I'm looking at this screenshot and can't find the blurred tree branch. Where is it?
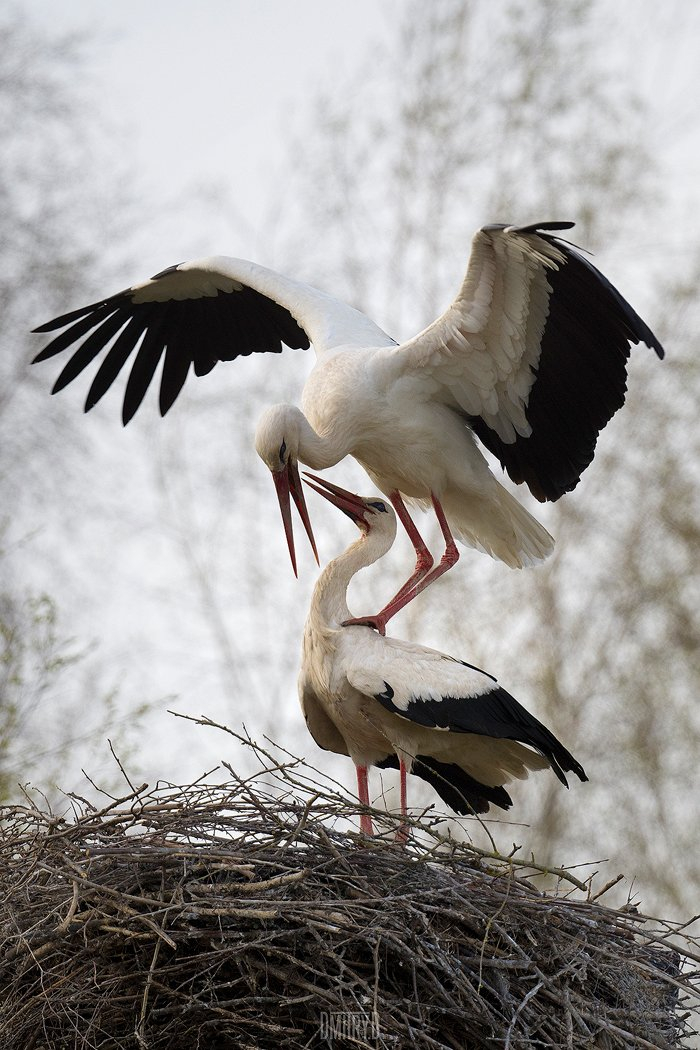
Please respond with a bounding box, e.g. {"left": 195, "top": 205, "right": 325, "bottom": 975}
{"left": 0, "top": 10, "right": 147, "bottom": 803}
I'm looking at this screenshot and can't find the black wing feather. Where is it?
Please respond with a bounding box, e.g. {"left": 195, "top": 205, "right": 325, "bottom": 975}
{"left": 32, "top": 298, "right": 117, "bottom": 336}
{"left": 160, "top": 334, "right": 193, "bottom": 417}
{"left": 122, "top": 317, "right": 168, "bottom": 425}
{"left": 51, "top": 310, "right": 130, "bottom": 393}
{"left": 85, "top": 316, "right": 148, "bottom": 412}
{"left": 471, "top": 227, "right": 664, "bottom": 502}
{"left": 191, "top": 295, "right": 231, "bottom": 377}
{"left": 33, "top": 274, "right": 311, "bottom": 422}
{"left": 33, "top": 302, "right": 121, "bottom": 362}
{"left": 375, "top": 684, "right": 587, "bottom": 787}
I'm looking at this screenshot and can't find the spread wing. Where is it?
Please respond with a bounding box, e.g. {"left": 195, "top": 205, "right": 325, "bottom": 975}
{"left": 391, "top": 221, "right": 664, "bottom": 501}
{"left": 32, "top": 257, "right": 394, "bottom": 424}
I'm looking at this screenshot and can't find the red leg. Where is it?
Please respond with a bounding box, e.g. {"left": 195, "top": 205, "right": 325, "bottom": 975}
{"left": 407, "top": 493, "right": 460, "bottom": 597}
{"left": 356, "top": 764, "right": 373, "bottom": 836}
{"left": 387, "top": 491, "right": 434, "bottom": 594}
{"left": 395, "top": 756, "right": 409, "bottom": 844}
{"left": 344, "top": 492, "right": 459, "bottom": 633}
{"left": 342, "top": 491, "right": 434, "bottom": 635}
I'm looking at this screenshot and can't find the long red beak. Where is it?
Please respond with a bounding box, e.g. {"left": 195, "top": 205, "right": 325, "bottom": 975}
{"left": 302, "top": 472, "right": 369, "bottom": 525}
{"left": 272, "top": 458, "right": 319, "bottom": 577}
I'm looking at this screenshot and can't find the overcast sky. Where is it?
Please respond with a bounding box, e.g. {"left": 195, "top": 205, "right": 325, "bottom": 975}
{"left": 26, "top": 2, "right": 393, "bottom": 263}
{"left": 19, "top": 0, "right": 700, "bottom": 307}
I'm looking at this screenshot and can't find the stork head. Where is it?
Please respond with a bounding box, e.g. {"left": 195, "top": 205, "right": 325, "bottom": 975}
{"left": 254, "top": 404, "right": 318, "bottom": 577}
{"left": 303, "top": 473, "right": 397, "bottom": 544}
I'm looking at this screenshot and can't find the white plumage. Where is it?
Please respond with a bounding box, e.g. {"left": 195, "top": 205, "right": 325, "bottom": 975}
{"left": 299, "top": 473, "right": 587, "bottom": 836}
{"left": 34, "top": 221, "right": 663, "bottom": 626}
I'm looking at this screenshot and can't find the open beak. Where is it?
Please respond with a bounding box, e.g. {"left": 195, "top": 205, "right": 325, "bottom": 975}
{"left": 272, "top": 458, "right": 319, "bottom": 577}
{"left": 303, "top": 472, "right": 369, "bottom": 526}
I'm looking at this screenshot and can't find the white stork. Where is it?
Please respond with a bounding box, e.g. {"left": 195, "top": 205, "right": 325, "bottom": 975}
{"left": 299, "top": 472, "right": 587, "bottom": 836}
{"left": 33, "top": 222, "right": 663, "bottom": 627}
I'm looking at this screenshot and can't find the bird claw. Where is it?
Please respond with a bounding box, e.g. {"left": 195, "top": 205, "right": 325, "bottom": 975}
{"left": 341, "top": 615, "right": 387, "bottom": 636}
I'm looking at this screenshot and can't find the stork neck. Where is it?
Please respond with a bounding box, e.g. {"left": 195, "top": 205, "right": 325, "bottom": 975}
{"left": 312, "top": 525, "right": 394, "bottom": 628}
{"left": 295, "top": 410, "right": 348, "bottom": 472}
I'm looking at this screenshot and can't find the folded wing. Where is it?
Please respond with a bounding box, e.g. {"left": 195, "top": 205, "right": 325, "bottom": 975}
{"left": 343, "top": 634, "right": 587, "bottom": 788}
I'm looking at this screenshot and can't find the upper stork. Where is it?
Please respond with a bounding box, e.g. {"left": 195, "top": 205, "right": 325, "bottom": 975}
{"left": 33, "top": 221, "right": 664, "bottom": 629}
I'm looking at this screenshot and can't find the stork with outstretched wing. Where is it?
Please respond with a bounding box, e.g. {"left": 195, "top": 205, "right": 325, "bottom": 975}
{"left": 34, "top": 222, "right": 663, "bottom": 627}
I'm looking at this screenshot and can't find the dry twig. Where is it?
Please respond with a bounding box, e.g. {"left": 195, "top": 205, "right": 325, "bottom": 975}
{"left": 0, "top": 736, "right": 696, "bottom": 1048}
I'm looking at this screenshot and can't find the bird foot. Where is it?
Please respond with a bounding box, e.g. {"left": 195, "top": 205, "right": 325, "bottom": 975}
{"left": 341, "top": 616, "right": 386, "bottom": 636}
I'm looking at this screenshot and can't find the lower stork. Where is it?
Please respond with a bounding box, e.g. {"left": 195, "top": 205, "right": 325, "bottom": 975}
{"left": 299, "top": 473, "right": 587, "bottom": 835}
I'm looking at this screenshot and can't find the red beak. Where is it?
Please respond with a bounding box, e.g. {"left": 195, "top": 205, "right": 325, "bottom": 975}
{"left": 302, "top": 472, "right": 369, "bottom": 525}
{"left": 272, "top": 458, "right": 319, "bottom": 577}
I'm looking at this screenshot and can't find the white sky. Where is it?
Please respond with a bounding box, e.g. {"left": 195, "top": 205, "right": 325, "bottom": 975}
{"left": 27, "top": 2, "right": 393, "bottom": 262}
{"left": 23, "top": 1, "right": 700, "bottom": 292}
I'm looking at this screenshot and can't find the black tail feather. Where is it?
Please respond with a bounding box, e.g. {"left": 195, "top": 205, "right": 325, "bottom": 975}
{"left": 377, "top": 754, "right": 513, "bottom": 815}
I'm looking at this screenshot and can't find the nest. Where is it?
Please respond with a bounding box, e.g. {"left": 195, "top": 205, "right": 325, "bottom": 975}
{"left": 1, "top": 726, "right": 698, "bottom": 1049}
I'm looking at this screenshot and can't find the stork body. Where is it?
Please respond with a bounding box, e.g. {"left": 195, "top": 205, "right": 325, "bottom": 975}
{"left": 300, "top": 475, "right": 587, "bottom": 834}
{"left": 256, "top": 351, "right": 551, "bottom": 576}
{"left": 34, "top": 222, "right": 664, "bottom": 623}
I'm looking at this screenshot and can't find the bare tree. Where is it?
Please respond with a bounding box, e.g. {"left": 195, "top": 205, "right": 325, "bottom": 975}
{"left": 514, "top": 261, "right": 700, "bottom": 913}
{"left": 0, "top": 11, "right": 147, "bottom": 802}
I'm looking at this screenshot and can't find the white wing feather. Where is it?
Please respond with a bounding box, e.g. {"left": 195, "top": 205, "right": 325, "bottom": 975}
{"left": 387, "top": 225, "right": 568, "bottom": 443}
{"left": 131, "top": 256, "right": 396, "bottom": 355}
{"left": 338, "top": 630, "right": 497, "bottom": 712}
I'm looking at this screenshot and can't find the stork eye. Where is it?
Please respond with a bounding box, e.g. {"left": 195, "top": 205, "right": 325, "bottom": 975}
{"left": 368, "top": 500, "right": 387, "bottom": 513}
{"left": 279, "top": 439, "right": 287, "bottom": 463}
